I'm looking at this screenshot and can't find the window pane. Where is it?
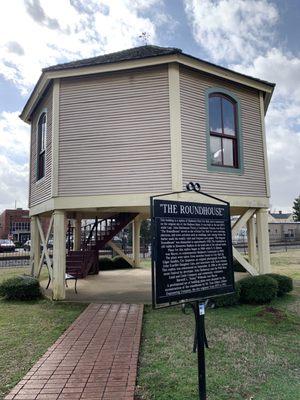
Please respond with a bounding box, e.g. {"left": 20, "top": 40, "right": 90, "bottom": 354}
{"left": 209, "top": 96, "right": 222, "bottom": 133}
{"left": 222, "top": 98, "right": 236, "bottom": 136}
{"left": 41, "top": 123, "right": 46, "bottom": 151}
{"left": 210, "top": 136, "right": 222, "bottom": 165}
{"left": 38, "top": 113, "right": 46, "bottom": 152}
{"left": 223, "top": 138, "right": 234, "bottom": 166}
{"left": 38, "top": 152, "right": 45, "bottom": 180}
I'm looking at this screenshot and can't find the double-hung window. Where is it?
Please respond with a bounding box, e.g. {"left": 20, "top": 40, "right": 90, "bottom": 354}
{"left": 209, "top": 93, "right": 238, "bottom": 168}
{"left": 37, "top": 112, "right": 46, "bottom": 180}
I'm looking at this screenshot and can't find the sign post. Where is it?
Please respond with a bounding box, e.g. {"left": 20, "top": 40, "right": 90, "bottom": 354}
{"left": 151, "top": 182, "right": 234, "bottom": 400}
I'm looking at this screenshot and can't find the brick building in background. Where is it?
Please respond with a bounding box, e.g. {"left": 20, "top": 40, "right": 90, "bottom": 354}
{"left": 0, "top": 209, "right": 31, "bottom": 243}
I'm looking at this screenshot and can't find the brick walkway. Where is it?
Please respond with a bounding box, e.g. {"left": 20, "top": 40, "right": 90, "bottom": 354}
{"left": 5, "top": 304, "right": 143, "bottom": 400}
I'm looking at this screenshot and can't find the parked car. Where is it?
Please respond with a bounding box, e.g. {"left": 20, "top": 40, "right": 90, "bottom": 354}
{"left": 0, "top": 239, "right": 16, "bottom": 252}
{"left": 23, "top": 240, "right": 31, "bottom": 251}
{"left": 23, "top": 239, "right": 54, "bottom": 252}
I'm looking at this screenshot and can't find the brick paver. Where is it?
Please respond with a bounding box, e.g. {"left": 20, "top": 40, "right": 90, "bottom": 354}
{"left": 5, "top": 304, "right": 143, "bottom": 400}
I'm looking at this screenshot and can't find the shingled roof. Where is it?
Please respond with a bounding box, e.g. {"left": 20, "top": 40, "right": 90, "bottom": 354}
{"left": 20, "top": 44, "right": 276, "bottom": 123}
{"left": 42, "top": 44, "right": 275, "bottom": 89}
{"left": 43, "top": 45, "right": 182, "bottom": 72}
{"left": 270, "top": 213, "right": 292, "bottom": 220}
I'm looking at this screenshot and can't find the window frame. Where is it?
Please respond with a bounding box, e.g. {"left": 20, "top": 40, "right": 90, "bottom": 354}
{"left": 206, "top": 87, "right": 244, "bottom": 174}
{"left": 36, "top": 109, "right": 47, "bottom": 182}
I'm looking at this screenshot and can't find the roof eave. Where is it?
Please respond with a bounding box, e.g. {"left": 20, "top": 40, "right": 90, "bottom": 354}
{"left": 20, "top": 53, "right": 275, "bottom": 123}
{"left": 20, "top": 71, "right": 51, "bottom": 124}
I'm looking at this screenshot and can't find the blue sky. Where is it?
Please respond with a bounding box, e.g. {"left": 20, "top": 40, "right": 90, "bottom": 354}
{"left": 0, "top": 0, "right": 299, "bottom": 212}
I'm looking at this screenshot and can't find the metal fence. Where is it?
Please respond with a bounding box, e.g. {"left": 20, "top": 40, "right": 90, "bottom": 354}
{"left": 0, "top": 248, "right": 30, "bottom": 268}
{"left": 0, "top": 246, "right": 151, "bottom": 269}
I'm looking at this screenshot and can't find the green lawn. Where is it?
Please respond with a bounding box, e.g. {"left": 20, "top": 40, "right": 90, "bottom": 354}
{"left": 0, "top": 265, "right": 49, "bottom": 283}
{"left": 271, "top": 250, "right": 300, "bottom": 280}
{"left": 0, "top": 266, "right": 86, "bottom": 398}
{"left": 0, "top": 250, "right": 299, "bottom": 399}
{"left": 0, "top": 299, "right": 86, "bottom": 398}
{"left": 137, "top": 289, "right": 300, "bottom": 400}
{"left": 137, "top": 250, "right": 300, "bottom": 400}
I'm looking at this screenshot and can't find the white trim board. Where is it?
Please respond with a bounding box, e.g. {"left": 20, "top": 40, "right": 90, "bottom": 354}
{"left": 21, "top": 54, "right": 274, "bottom": 123}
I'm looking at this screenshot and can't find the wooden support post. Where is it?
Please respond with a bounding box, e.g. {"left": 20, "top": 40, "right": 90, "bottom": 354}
{"left": 52, "top": 210, "right": 66, "bottom": 300}
{"left": 74, "top": 215, "right": 81, "bottom": 251}
{"left": 247, "top": 216, "right": 257, "bottom": 269}
{"left": 107, "top": 240, "right": 134, "bottom": 267}
{"left": 231, "top": 208, "right": 256, "bottom": 237}
{"left": 256, "top": 208, "right": 271, "bottom": 274}
{"left": 30, "top": 216, "right": 40, "bottom": 277}
{"left": 133, "top": 216, "right": 141, "bottom": 268}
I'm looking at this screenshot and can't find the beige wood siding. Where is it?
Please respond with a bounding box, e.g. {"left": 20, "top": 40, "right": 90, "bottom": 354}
{"left": 180, "top": 66, "right": 267, "bottom": 197}
{"left": 29, "top": 87, "right": 53, "bottom": 207}
{"left": 58, "top": 66, "right": 172, "bottom": 196}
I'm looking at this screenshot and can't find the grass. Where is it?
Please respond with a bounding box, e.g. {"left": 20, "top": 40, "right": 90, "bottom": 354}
{"left": 0, "top": 267, "right": 86, "bottom": 398}
{"left": 0, "top": 265, "right": 49, "bottom": 283}
{"left": 137, "top": 294, "right": 300, "bottom": 400}
{"left": 0, "top": 250, "right": 298, "bottom": 399}
{"left": 141, "top": 259, "right": 151, "bottom": 268}
{"left": 137, "top": 250, "right": 300, "bottom": 400}
{"left": 271, "top": 250, "right": 300, "bottom": 280}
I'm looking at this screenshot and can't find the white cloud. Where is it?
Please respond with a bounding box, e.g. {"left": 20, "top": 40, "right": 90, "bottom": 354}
{"left": 0, "top": 111, "right": 30, "bottom": 210}
{"left": 184, "top": 0, "right": 300, "bottom": 210}
{"left": 0, "top": 111, "right": 30, "bottom": 156}
{"left": 230, "top": 50, "right": 300, "bottom": 211}
{"left": 184, "top": 0, "right": 278, "bottom": 64}
{"left": 0, "top": 0, "right": 163, "bottom": 212}
{"left": 231, "top": 48, "right": 300, "bottom": 99}
{"left": 0, "top": 0, "right": 160, "bottom": 95}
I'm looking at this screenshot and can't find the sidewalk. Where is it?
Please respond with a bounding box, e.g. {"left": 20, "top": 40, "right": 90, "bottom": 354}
{"left": 5, "top": 303, "right": 143, "bottom": 400}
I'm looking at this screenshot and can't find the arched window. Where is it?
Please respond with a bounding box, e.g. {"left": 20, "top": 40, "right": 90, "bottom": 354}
{"left": 37, "top": 111, "right": 47, "bottom": 180}
{"left": 209, "top": 93, "right": 238, "bottom": 168}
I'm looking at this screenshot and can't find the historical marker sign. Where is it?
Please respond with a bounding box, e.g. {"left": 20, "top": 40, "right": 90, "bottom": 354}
{"left": 152, "top": 199, "right": 234, "bottom": 307}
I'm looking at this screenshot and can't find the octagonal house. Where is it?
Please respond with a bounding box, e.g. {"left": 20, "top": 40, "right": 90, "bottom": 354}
{"left": 21, "top": 45, "right": 275, "bottom": 300}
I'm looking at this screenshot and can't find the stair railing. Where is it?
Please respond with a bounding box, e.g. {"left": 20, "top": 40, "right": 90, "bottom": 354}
{"left": 81, "top": 213, "right": 138, "bottom": 252}
{"left": 66, "top": 220, "right": 74, "bottom": 253}
{"left": 82, "top": 217, "right": 116, "bottom": 250}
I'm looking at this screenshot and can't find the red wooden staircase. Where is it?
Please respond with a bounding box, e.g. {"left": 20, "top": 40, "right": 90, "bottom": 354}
{"left": 66, "top": 213, "right": 137, "bottom": 278}
{"left": 66, "top": 250, "right": 98, "bottom": 278}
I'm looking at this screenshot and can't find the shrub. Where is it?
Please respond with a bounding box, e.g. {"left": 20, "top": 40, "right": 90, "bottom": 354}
{"left": 213, "top": 287, "right": 241, "bottom": 308}
{"left": 265, "top": 273, "right": 293, "bottom": 296}
{"left": 0, "top": 275, "right": 42, "bottom": 300}
{"left": 98, "top": 256, "right": 133, "bottom": 270}
{"left": 238, "top": 275, "right": 278, "bottom": 304}
{"left": 233, "top": 258, "right": 247, "bottom": 273}
{"left": 98, "top": 256, "right": 114, "bottom": 270}
{"left": 112, "top": 256, "right": 132, "bottom": 269}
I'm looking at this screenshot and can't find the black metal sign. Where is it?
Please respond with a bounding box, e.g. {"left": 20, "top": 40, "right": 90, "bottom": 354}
{"left": 151, "top": 188, "right": 234, "bottom": 308}
{"left": 150, "top": 183, "right": 235, "bottom": 400}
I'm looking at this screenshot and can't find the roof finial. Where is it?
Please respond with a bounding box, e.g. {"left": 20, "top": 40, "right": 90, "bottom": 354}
{"left": 139, "top": 32, "right": 150, "bottom": 45}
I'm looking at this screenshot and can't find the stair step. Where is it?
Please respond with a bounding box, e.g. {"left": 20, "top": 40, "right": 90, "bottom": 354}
{"left": 65, "top": 249, "right": 99, "bottom": 279}
{"left": 66, "top": 260, "right": 82, "bottom": 265}
{"left": 67, "top": 254, "right": 84, "bottom": 259}
{"left": 81, "top": 212, "right": 138, "bottom": 252}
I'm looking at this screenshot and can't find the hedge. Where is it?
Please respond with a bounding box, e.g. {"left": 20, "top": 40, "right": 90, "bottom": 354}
{"left": 265, "top": 273, "right": 293, "bottom": 296}
{"left": 238, "top": 275, "right": 278, "bottom": 304}
{"left": 112, "top": 256, "right": 132, "bottom": 269}
{"left": 213, "top": 287, "right": 240, "bottom": 308}
{"left": 0, "top": 275, "right": 42, "bottom": 300}
{"left": 233, "top": 258, "right": 247, "bottom": 273}
{"left": 99, "top": 256, "right": 132, "bottom": 270}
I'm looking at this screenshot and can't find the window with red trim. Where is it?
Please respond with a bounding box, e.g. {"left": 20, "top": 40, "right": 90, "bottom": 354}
{"left": 209, "top": 93, "right": 238, "bottom": 168}
{"left": 37, "top": 112, "right": 46, "bottom": 180}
